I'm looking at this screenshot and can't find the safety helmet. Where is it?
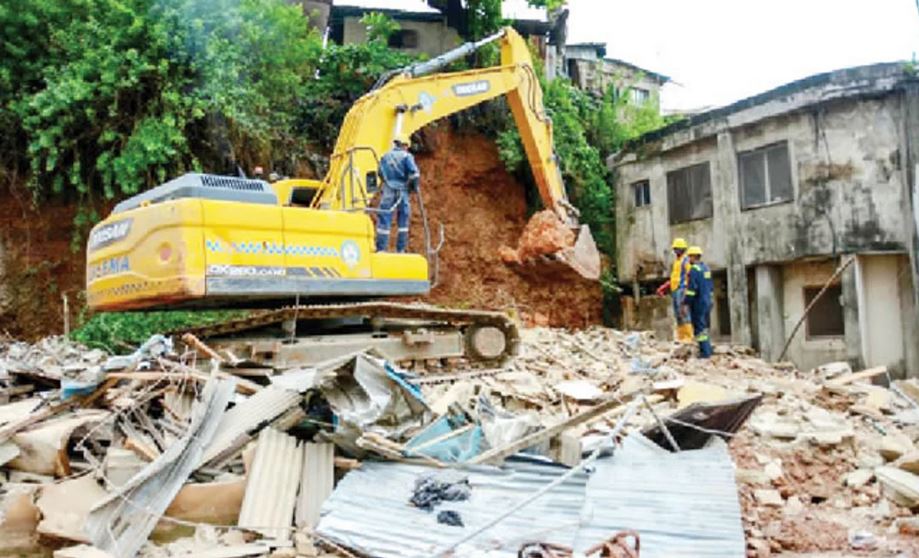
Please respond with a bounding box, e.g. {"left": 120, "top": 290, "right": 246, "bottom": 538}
{"left": 394, "top": 133, "right": 411, "bottom": 146}
{"left": 687, "top": 246, "right": 703, "bottom": 256}
{"left": 671, "top": 237, "right": 688, "bottom": 250}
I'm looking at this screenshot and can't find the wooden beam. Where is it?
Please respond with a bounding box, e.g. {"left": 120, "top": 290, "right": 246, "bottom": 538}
{"left": 469, "top": 394, "right": 661, "bottom": 465}
{"left": 826, "top": 366, "right": 888, "bottom": 387}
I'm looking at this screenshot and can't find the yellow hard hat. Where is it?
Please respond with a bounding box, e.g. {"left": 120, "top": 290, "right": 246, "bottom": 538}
{"left": 687, "top": 246, "right": 703, "bottom": 256}
{"left": 671, "top": 238, "right": 688, "bottom": 250}
{"left": 394, "top": 133, "right": 411, "bottom": 146}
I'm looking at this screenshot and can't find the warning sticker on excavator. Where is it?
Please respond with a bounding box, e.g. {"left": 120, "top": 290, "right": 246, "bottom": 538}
{"left": 452, "top": 80, "right": 490, "bottom": 97}
{"left": 340, "top": 240, "right": 361, "bottom": 268}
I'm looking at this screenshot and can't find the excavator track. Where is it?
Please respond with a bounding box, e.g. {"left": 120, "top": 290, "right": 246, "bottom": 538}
{"left": 176, "top": 302, "right": 520, "bottom": 370}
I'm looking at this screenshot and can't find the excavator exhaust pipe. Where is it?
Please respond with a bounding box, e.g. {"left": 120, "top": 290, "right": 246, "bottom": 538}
{"left": 499, "top": 210, "right": 601, "bottom": 281}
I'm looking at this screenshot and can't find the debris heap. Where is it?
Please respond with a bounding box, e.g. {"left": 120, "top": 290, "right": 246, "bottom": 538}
{"left": 1, "top": 327, "right": 918, "bottom": 557}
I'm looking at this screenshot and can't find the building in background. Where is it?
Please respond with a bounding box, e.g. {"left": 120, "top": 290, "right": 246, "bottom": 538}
{"left": 328, "top": 1, "right": 554, "bottom": 60}
{"left": 609, "top": 63, "right": 919, "bottom": 377}
{"left": 563, "top": 42, "right": 669, "bottom": 111}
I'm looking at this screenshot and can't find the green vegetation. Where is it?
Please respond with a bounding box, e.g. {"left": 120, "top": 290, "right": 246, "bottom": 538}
{"left": 72, "top": 309, "right": 246, "bottom": 352}
{"left": 497, "top": 80, "right": 671, "bottom": 259}
{"left": 0, "top": 0, "right": 413, "bottom": 211}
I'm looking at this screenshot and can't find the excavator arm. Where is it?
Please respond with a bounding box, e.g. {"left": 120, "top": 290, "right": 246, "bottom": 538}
{"left": 315, "top": 28, "right": 576, "bottom": 226}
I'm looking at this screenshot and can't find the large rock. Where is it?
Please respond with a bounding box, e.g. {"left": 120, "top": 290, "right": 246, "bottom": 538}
{"left": 879, "top": 432, "right": 915, "bottom": 462}
{"left": 875, "top": 466, "right": 919, "bottom": 508}
{"left": 893, "top": 451, "right": 919, "bottom": 475}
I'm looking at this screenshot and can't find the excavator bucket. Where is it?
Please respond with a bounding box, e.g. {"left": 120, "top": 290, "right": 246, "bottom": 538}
{"left": 558, "top": 224, "right": 601, "bottom": 280}
{"left": 499, "top": 210, "right": 601, "bottom": 281}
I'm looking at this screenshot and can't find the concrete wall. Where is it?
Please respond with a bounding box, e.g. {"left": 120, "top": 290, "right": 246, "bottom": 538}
{"left": 615, "top": 96, "right": 909, "bottom": 282}
{"left": 780, "top": 259, "right": 848, "bottom": 370}
{"left": 611, "top": 68, "right": 919, "bottom": 374}
{"left": 567, "top": 58, "right": 663, "bottom": 108}
{"left": 342, "top": 16, "right": 461, "bottom": 57}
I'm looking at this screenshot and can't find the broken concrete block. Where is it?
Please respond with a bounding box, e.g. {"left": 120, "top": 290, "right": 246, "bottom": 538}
{"left": 10, "top": 410, "right": 110, "bottom": 476}
{"left": 754, "top": 488, "right": 784, "bottom": 507}
{"left": 676, "top": 381, "right": 730, "bottom": 408}
{"left": 764, "top": 460, "right": 783, "bottom": 481}
{"left": 844, "top": 469, "right": 874, "bottom": 488}
{"left": 783, "top": 495, "right": 805, "bottom": 516}
{"left": 734, "top": 468, "right": 769, "bottom": 486}
{"left": 875, "top": 466, "right": 919, "bottom": 508}
{"left": 749, "top": 412, "right": 799, "bottom": 439}
{"left": 800, "top": 428, "right": 854, "bottom": 446}
{"left": 37, "top": 475, "right": 109, "bottom": 543}
{"left": 554, "top": 380, "right": 603, "bottom": 401}
{"left": 430, "top": 381, "right": 476, "bottom": 416}
{"left": 863, "top": 386, "right": 893, "bottom": 412}
{"left": 879, "top": 432, "right": 915, "bottom": 462}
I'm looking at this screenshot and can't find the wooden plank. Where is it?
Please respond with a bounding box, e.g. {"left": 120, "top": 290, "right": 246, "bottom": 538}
{"left": 826, "top": 366, "right": 888, "bottom": 387}
{"left": 469, "top": 395, "right": 642, "bottom": 465}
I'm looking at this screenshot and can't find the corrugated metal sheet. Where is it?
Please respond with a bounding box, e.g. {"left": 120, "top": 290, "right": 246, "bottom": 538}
{"left": 316, "top": 458, "right": 587, "bottom": 558}
{"left": 296, "top": 442, "right": 334, "bottom": 529}
{"left": 201, "top": 386, "right": 301, "bottom": 465}
{"left": 238, "top": 428, "right": 303, "bottom": 544}
{"left": 573, "top": 436, "right": 745, "bottom": 557}
{"left": 316, "top": 436, "right": 745, "bottom": 558}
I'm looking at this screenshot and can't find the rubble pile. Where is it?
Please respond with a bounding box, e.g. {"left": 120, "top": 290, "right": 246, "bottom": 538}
{"left": 1, "top": 327, "right": 919, "bottom": 557}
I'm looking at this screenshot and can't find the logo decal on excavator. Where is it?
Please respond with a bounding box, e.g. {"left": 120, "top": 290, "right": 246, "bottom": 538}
{"left": 340, "top": 240, "right": 361, "bottom": 268}
{"left": 452, "top": 80, "right": 490, "bottom": 97}
{"left": 418, "top": 92, "right": 435, "bottom": 113}
{"left": 88, "top": 218, "right": 132, "bottom": 252}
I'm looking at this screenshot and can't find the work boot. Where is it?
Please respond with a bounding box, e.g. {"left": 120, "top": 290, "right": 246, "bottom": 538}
{"left": 676, "top": 323, "right": 694, "bottom": 343}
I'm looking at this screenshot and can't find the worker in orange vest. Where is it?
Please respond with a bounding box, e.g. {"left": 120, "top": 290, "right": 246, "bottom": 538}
{"left": 656, "top": 237, "right": 694, "bottom": 342}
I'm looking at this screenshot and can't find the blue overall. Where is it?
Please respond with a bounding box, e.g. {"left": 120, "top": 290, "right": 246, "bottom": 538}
{"left": 684, "top": 261, "right": 714, "bottom": 358}
{"left": 376, "top": 147, "right": 420, "bottom": 253}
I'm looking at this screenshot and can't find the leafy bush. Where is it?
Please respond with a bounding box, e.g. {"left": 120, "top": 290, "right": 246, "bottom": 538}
{"left": 2, "top": 0, "right": 321, "bottom": 207}
{"left": 72, "top": 310, "right": 246, "bottom": 353}
{"left": 498, "top": 79, "right": 671, "bottom": 260}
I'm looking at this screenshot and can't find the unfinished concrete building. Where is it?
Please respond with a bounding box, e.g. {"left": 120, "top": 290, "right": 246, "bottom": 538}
{"left": 329, "top": 1, "right": 552, "bottom": 59}
{"left": 564, "top": 43, "right": 669, "bottom": 109}
{"left": 610, "top": 63, "right": 919, "bottom": 377}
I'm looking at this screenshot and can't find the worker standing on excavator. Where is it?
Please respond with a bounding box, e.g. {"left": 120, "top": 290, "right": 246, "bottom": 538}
{"left": 656, "top": 237, "right": 694, "bottom": 342}
{"left": 683, "top": 246, "right": 714, "bottom": 358}
{"left": 375, "top": 134, "right": 420, "bottom": 253}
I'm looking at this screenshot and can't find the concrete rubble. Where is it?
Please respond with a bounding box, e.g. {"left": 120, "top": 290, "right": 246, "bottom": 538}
{"left": 0, "top": 331, "right": 918, "bottom": 557}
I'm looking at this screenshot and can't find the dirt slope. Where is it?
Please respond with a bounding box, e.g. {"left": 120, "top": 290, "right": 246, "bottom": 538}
{"left": 408, "top": 126, "right": 602, "bottom": 327}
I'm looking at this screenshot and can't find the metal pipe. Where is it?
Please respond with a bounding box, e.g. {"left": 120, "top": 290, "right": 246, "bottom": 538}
{"left": 405, "top": 29, "right": 506, "bottom": 78}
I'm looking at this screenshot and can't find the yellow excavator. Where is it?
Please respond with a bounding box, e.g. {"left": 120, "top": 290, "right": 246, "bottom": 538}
{"left": 85, "top": 27, "right": 600, "bottom": 366}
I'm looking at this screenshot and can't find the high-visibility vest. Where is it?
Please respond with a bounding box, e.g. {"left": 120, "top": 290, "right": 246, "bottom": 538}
{"left": 670, "top": 254, "right": 690, "bottom": 292}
